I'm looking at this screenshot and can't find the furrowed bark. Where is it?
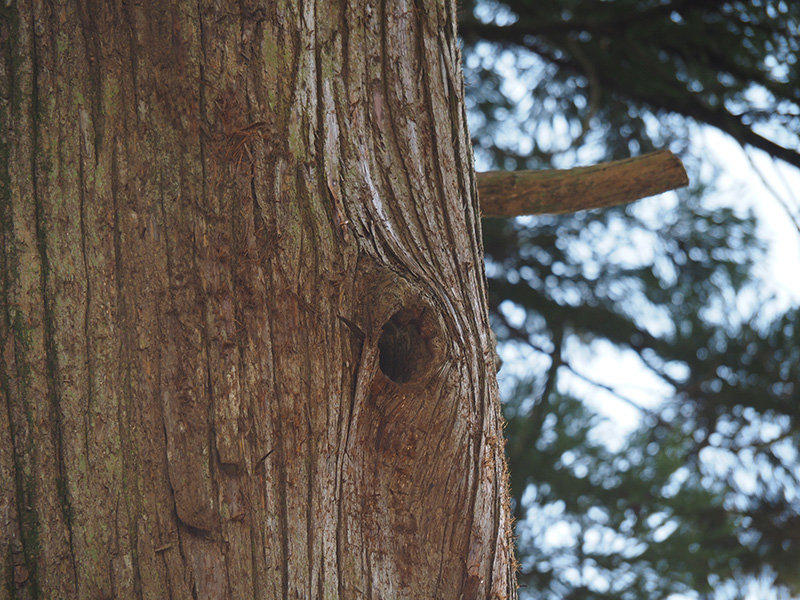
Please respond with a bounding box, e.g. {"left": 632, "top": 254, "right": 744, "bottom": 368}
{"left": 0, "top": 1, "right": 517, "bottom": 598}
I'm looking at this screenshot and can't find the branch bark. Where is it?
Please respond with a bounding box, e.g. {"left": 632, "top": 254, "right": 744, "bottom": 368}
{"left": 477, "top": 150, "right": 689, "bottom": 217}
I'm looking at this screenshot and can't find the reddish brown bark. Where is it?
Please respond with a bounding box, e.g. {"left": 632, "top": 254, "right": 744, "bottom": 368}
{"left": 0, "top": 1, "right": 516, "bottom": 598}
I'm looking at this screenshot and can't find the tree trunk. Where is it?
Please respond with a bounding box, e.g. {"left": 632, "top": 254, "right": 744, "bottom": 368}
{"left": 0, "top": 1, "right": 516, "bottom": 598}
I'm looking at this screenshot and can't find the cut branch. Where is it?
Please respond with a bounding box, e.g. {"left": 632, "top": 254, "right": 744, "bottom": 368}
{"left": 477, "top": 149, "right": 689, "bottom": 217}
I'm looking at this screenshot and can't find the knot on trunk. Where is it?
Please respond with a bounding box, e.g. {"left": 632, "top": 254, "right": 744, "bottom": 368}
{"left": 379, "top": 309, "right": 429, "bottom": 384}
{"left": 377, "top": 302, "right": 444, "bottom": 385}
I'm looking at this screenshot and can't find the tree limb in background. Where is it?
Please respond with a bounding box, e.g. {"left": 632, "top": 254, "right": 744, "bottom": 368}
{"left": 477, "top": 149, "right": 688, "bottom": 217}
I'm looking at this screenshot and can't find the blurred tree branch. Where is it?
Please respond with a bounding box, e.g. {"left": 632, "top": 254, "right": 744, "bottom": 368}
{"left": 478, "top": 150, "right": 688, "bottom": 217}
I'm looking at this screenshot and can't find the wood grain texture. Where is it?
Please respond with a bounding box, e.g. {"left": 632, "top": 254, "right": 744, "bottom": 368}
{"left": 0, "top": 0, "right": 517, "bottom": 598}
{"left": 478, "top": 150, "right": 689, "bottom": 217}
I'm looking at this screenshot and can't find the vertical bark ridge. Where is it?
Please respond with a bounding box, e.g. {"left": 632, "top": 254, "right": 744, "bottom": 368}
{"left": 31, "top": 0, "right": 85, "bottom": 594}
{"left": 3, "top": 3, "right": 38, "bottom": 595}
{"left": 0, "top": 6, "right": 16, "bottom": 593}
{"left": 0, "top": 6, "right": 40, "bottom": 596}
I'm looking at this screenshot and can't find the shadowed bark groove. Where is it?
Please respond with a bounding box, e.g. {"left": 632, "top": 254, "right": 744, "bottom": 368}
{"left": 0, "top": 0, "right": 517, "bottom": 598}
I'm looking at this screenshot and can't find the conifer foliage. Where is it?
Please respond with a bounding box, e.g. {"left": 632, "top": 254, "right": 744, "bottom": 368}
{"left": 460, "top": 1, "right": 800, "bottom": 597}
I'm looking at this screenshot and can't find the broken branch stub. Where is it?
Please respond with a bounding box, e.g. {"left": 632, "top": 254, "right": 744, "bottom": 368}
{"left": 477, "top": 149, "right": 689, "bottom": 218}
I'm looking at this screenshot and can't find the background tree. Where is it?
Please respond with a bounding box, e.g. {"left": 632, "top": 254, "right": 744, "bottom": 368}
{"left": 0, "top": 1, "right": 517, "bottom": 598}
{"left": 459, "top": 1, "right": 800, "bottom": 598}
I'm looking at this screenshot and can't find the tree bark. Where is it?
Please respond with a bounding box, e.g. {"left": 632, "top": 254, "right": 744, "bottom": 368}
{"left": 0, "top": 1, "right": 516, "bottom": 599}
{"left": 477, "top": 150, "right": 689, "bottom": 217}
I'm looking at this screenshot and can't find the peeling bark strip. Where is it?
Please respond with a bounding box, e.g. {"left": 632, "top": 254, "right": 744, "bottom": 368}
{"left": 1, "top": 1, "right": 516, "bottom": 599}
{"left": 478, "top": 149, "right": 689, "bottom": 217}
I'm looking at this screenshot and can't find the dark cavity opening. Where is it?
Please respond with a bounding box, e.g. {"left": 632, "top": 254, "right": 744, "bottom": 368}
{"left": 377, "top": 308, "right": 435, "bottom": 384}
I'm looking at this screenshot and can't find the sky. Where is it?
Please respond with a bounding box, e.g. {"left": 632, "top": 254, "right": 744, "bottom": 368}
{"left": 702, "top": 128, "right": 800, "bottom": 308}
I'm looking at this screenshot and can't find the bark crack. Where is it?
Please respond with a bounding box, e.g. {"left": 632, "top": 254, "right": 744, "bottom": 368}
{"left": 78, "top": 107, "right": 94, "bottom": 469}
{"left": 121, "top": 0, "right": 142, "bottom": 126}
{"left": 30, "top": 5, "right": 80, "bottom": 592}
